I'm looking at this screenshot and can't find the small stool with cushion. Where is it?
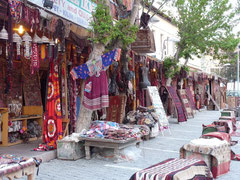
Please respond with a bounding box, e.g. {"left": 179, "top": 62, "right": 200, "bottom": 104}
{"left": 130, "top": 158, "right": 213, "bottom": 180}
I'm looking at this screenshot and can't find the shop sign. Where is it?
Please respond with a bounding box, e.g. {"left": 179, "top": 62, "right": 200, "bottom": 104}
{"left": 28, "top": 0, "right": 96, "bottom": 29}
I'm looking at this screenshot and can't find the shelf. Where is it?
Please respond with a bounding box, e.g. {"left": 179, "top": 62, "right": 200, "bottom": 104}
{"left": 10, "top": 116, "right": 42, "bottom": 121}
{"left": 1, "top": 137, "right": 42, "bottom": 147}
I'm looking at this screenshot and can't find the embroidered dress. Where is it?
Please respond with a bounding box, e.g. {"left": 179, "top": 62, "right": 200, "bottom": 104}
{"left": 42, "top": 62, "right": 63, "bottom": 149}
{"left": 70, "top": 49, "right": 121, "bottom": 111}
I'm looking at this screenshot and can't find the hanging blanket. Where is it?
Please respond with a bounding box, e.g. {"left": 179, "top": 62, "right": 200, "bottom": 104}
{"left": 185, "top": 87, "right": 196, "bottom": 110}
{"left": 130, "top": 158, "right": 213, "bottom": 180}
{"left": 42, "top": 62, "right": 63, "bottom": 149}
{"left": 166, "top": 86, "right": 187, "bottom": 122}
{"left": 178, "top": 89, "right": 194, "bottom": 118}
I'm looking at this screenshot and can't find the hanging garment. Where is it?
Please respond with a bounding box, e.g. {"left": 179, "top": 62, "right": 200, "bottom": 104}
{"left": 42, "top": 62, "right": 62, "bottom": 149}
{"left": 70, "top": 48, "right": 121, "bottom": 80}
{"left": 83, "top": 71, "right": 109, "bottom": 110}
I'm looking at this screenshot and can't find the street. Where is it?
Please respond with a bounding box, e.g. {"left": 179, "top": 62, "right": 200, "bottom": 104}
{"left": 21, "top": 110, "right": 240, "bottom": 180}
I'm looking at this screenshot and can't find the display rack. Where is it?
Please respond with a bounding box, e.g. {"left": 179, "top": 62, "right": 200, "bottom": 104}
{"left": 0, "top": 106, "right": 43, "bottom": 147}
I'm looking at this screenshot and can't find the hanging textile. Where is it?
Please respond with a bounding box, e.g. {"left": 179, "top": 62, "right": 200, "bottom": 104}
{"left": 31, "top": 43, "right": 39, "bottom": 74}
{"left": 83, "top": 71, "right": 109, "bottom": 110}
{"left": 178, "top": 89, "right": 194, "bottom": 119}
{"left": 69, "top": 77, "right": 77, "bottom": 133}
{"left": 43, "top": 62, "right": 62, "bottom": 149}
{"left": 106, "top": 95, "right": 127, "bottom": 123}
{"left": 8, "top": 0, "right": 22, "bottom": 22}
{"left": 70, "top": 48, "right": 121, "bottom": 80}
{"left": 167, "top": 86, "right": 187, "bottom": 122}
{"left": 70, "top": 49, "right": 121, "bottom": 111}
{"left": 185, "top": 87, "right": 196, "bottom": 110}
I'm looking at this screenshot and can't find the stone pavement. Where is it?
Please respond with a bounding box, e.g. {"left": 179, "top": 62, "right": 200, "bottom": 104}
{"left": 20, "top": 110, "right": 240, "bottom": 180}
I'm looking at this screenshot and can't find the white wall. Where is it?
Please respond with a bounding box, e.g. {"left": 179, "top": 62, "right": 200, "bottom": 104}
{"left": 139, "top": 8, "right": 178, "bottom": 61}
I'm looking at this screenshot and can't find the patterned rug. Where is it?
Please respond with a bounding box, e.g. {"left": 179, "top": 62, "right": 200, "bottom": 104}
{"left": 178, "top": 89, "right": 194, "bottom": 118}
{"left": 185, "top": 87, "right": 196, "bottom": 110}
{"left": 167, "top": 86, "right": 187, "bottom": 122}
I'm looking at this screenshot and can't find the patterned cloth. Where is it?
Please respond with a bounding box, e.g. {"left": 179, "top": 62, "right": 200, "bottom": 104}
{"left": 70, "top": 49, "right": 121, "bottom": 80}
{"left": 42, "top": 62, "right": 63, "bottom": 149}
{"left": 8, "top": 0, "right": 22, "bottom": 21}
{"left": 167, "top": 86, "right": 187, "bottom": 122}
{"left": 83, "top": 71, "right": 109, "bottom": 110}
{"left": 130, "top": 158, "right": 213, "bottom": 180}
{"left": 185, "top": 88, "right": 196, "bottom": 111}
{"left": 0, "top": 155, "right": 41, "bottom": 177}
{"left": 178, "top": 89, "right": 194, "bottom": 118}
{"left": 180, "top": 138, "right": 231, "bottom": 178}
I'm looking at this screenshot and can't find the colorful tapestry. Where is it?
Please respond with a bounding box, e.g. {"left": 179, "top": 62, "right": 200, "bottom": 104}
{"left": 178, "top": 89, "right": 194, "bottom": 119}
{"left": 23, "top": 59, "right": 42, "bottom": 106}
{"left": 106, "top": 95, "right": 127, "bottom": 123}
{"left": 185, "top": 87, "right": 196, "bottom": 110}
{"left": 130, "top": 158, "right": 213, "bottom": 180}
{"left": 43, "top": 62, "right": 62, "bottom": 149}
{"left": 70, "top": 48, "right": 121, "bottom": 80}
{"left": 166, "top": 86, "right": 187, "bottom": 122}
{"left": 180, "top": 138, "right": 231, "bottom": 178}
{"left": 147, "top": 86, "right": 169, "bottom": 129}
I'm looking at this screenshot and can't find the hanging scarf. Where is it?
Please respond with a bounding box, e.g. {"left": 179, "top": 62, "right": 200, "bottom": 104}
{"left": 41, "top": 44, "right": 46, "bottom": 60}
{"left": 43, "top": 62, "right": 63, "bottom": 149}
{"left": 31, "top": 43, "right": 39, "bottom": 74}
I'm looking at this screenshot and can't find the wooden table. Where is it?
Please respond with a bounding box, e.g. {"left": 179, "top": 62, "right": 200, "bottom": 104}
{"left": 80, "top": 137, "right": 140, "bottom": 161}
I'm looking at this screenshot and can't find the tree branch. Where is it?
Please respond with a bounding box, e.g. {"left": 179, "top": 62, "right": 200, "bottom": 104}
{"left": 150, "top": 0, "right": 169, "bottom": 19}
{"left": 147, "top": 0, "right": 155, "bottom": 14}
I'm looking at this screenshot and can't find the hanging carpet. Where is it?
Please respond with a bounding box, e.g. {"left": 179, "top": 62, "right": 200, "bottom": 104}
{"left": 166, "top": 86, "right": 187, "bottom": 122}
{"left": 178, "top": 89, "right": 194, "bottom": 119}
{"left": 185, "top": 87, "right": 196, "bottom": 111}
{"left": 36, "top": 62, "right": 62, "bottom": 150}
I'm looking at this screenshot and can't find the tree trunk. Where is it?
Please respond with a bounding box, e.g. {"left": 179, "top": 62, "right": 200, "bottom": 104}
{"left": 76, "top": 43, "right": 105, "bottom": 133}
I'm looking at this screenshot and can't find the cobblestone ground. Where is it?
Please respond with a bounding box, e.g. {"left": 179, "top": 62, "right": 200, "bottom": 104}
{"left": 20, "top": 110, "right": 240, "bottom": 180}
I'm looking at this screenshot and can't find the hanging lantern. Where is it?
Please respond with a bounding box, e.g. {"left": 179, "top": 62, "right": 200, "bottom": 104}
{"left": 22, "top": 32, "right": 32, "bottom": 59}
{"left": 13, "top": 32, "right": 22, "bottom": 59}
{"left": 41, "top": 35, "right": 50, "bottom": 44}
{"left": 0, "top": 26, "right": 8, "bottom": 40}
{"left": 49, "top": 39, "right": 55, "bottom": 46}
{"left": 0, "top": 26, "right": 9, "bottom": 58}
{"left": 33, "top": 33, "right": 42, "bottom": 44}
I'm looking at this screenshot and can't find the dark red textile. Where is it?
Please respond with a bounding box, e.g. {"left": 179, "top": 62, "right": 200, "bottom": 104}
{"left": 185, "top": 87, "right": 196, "bottom": 110}
{"left": 167, "top": 86, "right": 187, "bottom": 122}
{"left": 202, "top": 132, "right": 230, "bottom": 143}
